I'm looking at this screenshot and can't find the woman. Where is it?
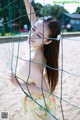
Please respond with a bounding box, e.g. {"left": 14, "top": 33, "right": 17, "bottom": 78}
{"left": 9, "top": 0, "right": 60, "bottom": 120}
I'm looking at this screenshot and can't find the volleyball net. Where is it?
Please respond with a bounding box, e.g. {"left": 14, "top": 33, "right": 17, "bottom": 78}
{"left": 0, "top": 0, "right": 80, "bottom": 120}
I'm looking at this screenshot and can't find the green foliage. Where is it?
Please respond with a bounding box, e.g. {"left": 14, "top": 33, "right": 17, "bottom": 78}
{"left": 0, "top": 4, "right": 2, "bottom": 17}
{"left": 75, "top": 7, "right": 80, "bottom": 14}
{"left": 40, "top": 4, "right": 68, "bottom": 19}
{"left": 0, "top": 0, "right": 69, "bottom": 32}
{"left": 40, "top": 4, "right": 51, "bottom": 17}
{"left": 32, "top": 2, "right": 43, "bottom": 17}
{"left": 1, "top": 0, "right": 30, "bottom": 32}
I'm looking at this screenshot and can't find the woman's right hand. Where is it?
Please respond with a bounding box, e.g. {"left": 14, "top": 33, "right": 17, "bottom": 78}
{"left": 9, "top": 72, "right": 19, "bottom": 87}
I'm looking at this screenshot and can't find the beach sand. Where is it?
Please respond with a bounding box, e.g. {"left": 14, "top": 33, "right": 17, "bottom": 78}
{"left": 0, "top": 37, "right": 80, "bottom": 120}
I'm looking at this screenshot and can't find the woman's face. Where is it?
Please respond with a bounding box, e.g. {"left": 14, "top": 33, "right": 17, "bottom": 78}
{"left": 27, "top": 20, "right": 51, "bottom": 48}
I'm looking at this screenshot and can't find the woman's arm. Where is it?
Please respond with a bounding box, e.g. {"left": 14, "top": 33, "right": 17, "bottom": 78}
{"left": 24, "top": 0, "right": 36, "bottom": 26}
{"left": 9, "top": 73, "right": 48, "bottom": 95}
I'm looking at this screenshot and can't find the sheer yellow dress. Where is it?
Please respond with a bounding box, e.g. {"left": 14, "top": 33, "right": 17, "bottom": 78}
{"left": 17, "top": 62, "right": 56, "bottom": 120}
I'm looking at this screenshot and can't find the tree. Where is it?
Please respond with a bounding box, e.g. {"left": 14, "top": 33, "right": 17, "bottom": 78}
{"left": 75, "top": 7, "right": 80, "bottom": 14}
{"left": 32, "top": 2, "right": 43, "bottom": 17}
{"left": 1, "top": 0, "right": 30, "bottom": 32}
{"left": 0, "top": 0, "right": 69, "bottom": 32}
{"left": 40, "top": 4, "right": 68, "bottom": 19}
{"left": 40, "top": 4, "right": 51, "bottom": 17}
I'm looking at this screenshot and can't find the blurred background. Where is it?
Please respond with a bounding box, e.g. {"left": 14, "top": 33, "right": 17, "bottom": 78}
{"left": 0, "top": 0, "right": 80, "bottom": 36}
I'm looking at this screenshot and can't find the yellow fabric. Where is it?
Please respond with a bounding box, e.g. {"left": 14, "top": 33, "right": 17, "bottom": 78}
{"left": 22, "top": 77, "right": 56, "bottom": 120}
{"left": 17, "top": 65, "right": 56, "bottom": 120}
{"left": 23, "top": 93, "right": 56, "bottom": 120}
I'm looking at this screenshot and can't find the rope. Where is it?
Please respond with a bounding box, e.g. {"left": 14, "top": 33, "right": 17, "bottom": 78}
{"left": 0, "top": 0, "right": 80, "bottom": 120}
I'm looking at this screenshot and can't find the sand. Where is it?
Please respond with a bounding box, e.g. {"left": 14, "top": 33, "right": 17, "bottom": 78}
{"left": 0, "top": 37, "right": 80, "bottom": 120}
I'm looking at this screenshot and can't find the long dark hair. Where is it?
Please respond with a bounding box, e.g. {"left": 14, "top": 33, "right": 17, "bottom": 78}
{"left": 40, "top": 16, "right": 61, "bottom": 93}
